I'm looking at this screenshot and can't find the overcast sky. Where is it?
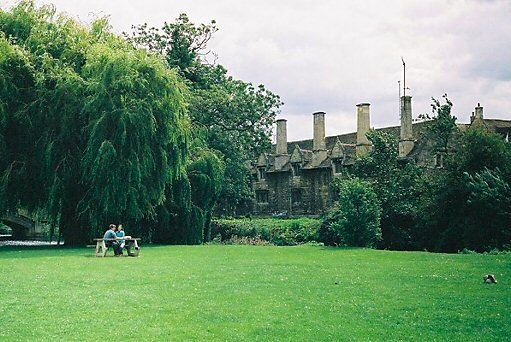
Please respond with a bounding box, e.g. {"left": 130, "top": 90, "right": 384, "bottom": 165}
{"left": 5, "top": 0, "right": 511, "bottom": 141}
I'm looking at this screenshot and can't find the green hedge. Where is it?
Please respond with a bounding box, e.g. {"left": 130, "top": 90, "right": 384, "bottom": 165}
{"left": 210, "top": 218, "right": 321, "bottom": 246}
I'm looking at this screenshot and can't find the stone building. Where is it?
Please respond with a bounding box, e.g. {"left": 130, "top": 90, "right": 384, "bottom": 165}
{"left": 252, "top": 96, "right": 511, "bottom": 216}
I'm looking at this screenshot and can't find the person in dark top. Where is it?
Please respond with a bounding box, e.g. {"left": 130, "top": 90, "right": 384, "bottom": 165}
{"left": 103, "top": 224, "right": 121, "bottom": 256}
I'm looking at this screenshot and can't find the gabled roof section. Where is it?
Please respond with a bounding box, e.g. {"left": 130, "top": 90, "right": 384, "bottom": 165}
{"left": 257, "top": 153, "right": 269, "bottom": 167}
{"left": 267, "top": 159, "right": 292, "bottom": 173}
{"left": 290, "top": 145, "right": 304, "bottom": 163}
{"left": 303, "top": 150, "right": 329, "bottom": 169}
{"left": 330, "top": 138, "right": 345, "bottom": 159}
{"left": 302, "top": 149, "right": 313, "bottom": 162}
{"left": 272, "top": 154, "right": 291, "bottom": 172}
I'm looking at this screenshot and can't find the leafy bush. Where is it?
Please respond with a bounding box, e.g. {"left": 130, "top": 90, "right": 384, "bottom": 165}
{"left": 210, "top": 218, "right": 321, "bottom": 246}
{"left": 319, "top": 178, "right": 382, "bottom": 248}
{"left": 220, "top": 236, "right": 273, "bottom": 246}
{"left": 484, "top": 248, "right": 511, "bottom": 255}
{"left": 459, "top": 248, "right": 477, "bottom": 254}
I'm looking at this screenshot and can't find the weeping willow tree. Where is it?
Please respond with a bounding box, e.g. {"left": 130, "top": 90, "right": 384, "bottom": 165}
{"left": 187, "top": 149, "right": 224, "bottom": 243}
{"left": 0, "top": 36, "right": 37, "bottom": 213}
{"left": 0, "top": 1, "right": 191, "bottom": 245}
{"left": 77, "top": 44, "right": 190, "bottom": 241}
{"left": 146, "top": 147, "right": 224, "bottom": 245}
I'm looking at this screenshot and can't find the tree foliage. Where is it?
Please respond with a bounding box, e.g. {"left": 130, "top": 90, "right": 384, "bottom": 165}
{"left": 418, "top": 124, "right": 511, "bottom": 252}
{"left": 320, "top": 177, "right": 381, "bottom": 248}
{"left": 0, "top": 1, "right": 191, "bottom": 245}
{"left": 465, "top": 168, "right": 511, "bottom": 250}
{"left": 126, "top": 13, "right": 218, "bottom": 82}
{"left": 353, "top": 130, "right": 423, "bottom": 250}
{"left": 419, "top": 94, "right": 459, "bottom": 154}
{"left": 188, "top": 148, "right": 225, "bottom": 242}
{"left": 126, "top": 14, "right": 282, "bottom": 217}
{"left": 339, "top": 97, "right": 511, "bottom": 253}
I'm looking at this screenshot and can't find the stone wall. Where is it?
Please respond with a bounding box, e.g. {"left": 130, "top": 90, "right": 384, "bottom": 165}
{"left": 254, "top": 168, "right": 333, "bottom": 216}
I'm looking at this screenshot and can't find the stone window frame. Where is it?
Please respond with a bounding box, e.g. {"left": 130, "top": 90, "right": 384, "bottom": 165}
{"left": 257, "top": 167, "right": 266, "bottom": 180}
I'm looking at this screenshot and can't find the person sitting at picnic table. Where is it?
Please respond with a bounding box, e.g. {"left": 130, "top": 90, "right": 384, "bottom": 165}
{"left": 103, "top": 224, "right": 121, "bottom": 256}
{"left": 116, "top": 224, "right": 126, "bottom": 255}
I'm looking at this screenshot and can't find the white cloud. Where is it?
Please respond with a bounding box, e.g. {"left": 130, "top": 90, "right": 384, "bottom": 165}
{"left": 6, "top": 0, "right": 510, "bottom": 141}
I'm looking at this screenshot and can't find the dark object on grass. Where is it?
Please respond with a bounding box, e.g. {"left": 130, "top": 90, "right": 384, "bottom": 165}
{"left": 483, "top": 274, "right": 497, "bottom": 284}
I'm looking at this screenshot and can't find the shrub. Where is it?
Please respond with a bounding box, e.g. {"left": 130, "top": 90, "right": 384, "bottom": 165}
{"left": 320, "top": 178, "right": 382, "bottom": 248}
{"left": 459, "top": 248, "right": 477, "bottom": 254}
{"left": 210, "top": 217, "right": 320, "bottom": 246}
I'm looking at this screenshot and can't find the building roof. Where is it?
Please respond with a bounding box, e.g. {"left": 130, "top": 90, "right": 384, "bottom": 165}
{"left": 257, "top": 118, "right": 511, "bottom": 173}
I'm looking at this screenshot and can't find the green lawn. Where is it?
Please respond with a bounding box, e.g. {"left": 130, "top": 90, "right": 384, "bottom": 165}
{"left": 0, "top": 245, "right": 509, "bottom": 341}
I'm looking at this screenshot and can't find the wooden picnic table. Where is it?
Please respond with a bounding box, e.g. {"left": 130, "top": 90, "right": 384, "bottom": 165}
{"left": 94, "top": 237, "right": 141, "bottom": 257}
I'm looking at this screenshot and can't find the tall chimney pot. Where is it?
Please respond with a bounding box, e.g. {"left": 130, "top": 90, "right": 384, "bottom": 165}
{"left": 356, "top": 103, "right": 371, "bottom": 156}
{"left": 313, "top": 112, "right": 326, "bottom": 151}
{"left": 475, "top": 103, "right": 483, "bottom": 120}
{"left": 276, "top": 119, "right": 288, "bottom": 155}
{"left": 399, "top": 95, "right": 414, "bottom": 157}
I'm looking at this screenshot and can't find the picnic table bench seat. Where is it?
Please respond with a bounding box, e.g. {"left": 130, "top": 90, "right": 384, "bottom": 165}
{"left": 94, "top": 237, "right": 141, "bottom": 257}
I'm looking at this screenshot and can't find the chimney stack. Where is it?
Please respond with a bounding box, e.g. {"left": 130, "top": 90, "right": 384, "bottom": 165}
{"left": 475, "top": 103, "right": 483, "bottom": 120}
{"left": 399, "top": 95, "right": 414, "bottom": 158}
{"left": 356, "top": 103, "right": 371, "bottom": 156}
{"left": 276, "top": 119, "right": 288, "bottom": 155}
{"left": 313, "top": 112, "right": 326, "bottom": 151}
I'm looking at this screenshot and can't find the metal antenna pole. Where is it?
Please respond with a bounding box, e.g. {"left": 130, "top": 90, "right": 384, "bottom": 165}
{"left": 398, "top": 80, "right": 401, "bottom": 118}
{"left": 401, "top": 56, "right": 406, "bottom": 97}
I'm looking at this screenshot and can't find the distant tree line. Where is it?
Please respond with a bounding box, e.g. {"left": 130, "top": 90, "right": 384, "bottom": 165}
{"left": 0, "top": 1, "right": 281, "bottom": 245}
{"left": 320, "top": 96, "right": 511, "bottom": 252}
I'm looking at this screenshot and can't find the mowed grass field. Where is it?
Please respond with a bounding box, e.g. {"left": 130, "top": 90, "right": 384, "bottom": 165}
{"left": 0, "top": 245, "right": 509, "bottom": 341}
